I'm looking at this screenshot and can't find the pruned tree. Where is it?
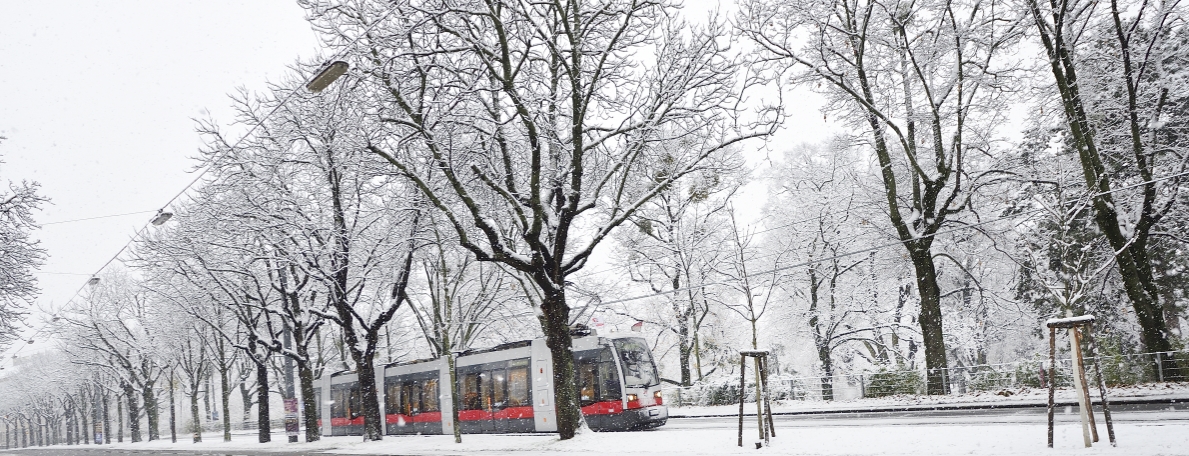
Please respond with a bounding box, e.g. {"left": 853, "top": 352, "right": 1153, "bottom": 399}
{"left": 717, "top": 209, "right": 788, "bottom": 354}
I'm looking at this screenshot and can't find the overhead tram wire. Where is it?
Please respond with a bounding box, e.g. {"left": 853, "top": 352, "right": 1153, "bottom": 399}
{"left": 594, "top": 167, "right": 1189, "bottom": 308}
{"left": 1, "top": 7, "right": 401, "bottom": 369}
{"left": 39, "top": 210, "right": 157, "bottom": 226}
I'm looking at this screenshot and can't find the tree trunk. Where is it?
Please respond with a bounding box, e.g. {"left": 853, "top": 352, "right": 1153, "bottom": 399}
{"left": 297, "top": 361, "right": 320, "bottom": 443}
{"left": 80, "top": 391, "right": 90, "bottom": 445}
{"left": 65, "top": 402, "right": 74, "bottom": 445}
{"left": 910, "top": 245, "right": 948, "bottom": 394}
{"left": 102, "top": 390, "right": 111, "bottom": 444}
{"left": 219, "top": 363, "right": 231, "bottom": 442}
{"left": 203, "top": 373, "right": 212, "bottom": 423}
{"left": 122, "top": 385, "right": 140, "bottom": 443}
{"left": 169, "top": 376, "right": 177, "bottom": 443}
{"left": 239, "top": 380, "right": 254, "bottom": 425}
{"left": 447, "top": 350, "right": 462, "bottom": 443}
{"left": 255, "top": 360, "right": 271, "bottom": 443}
{"left": 540, "top": 288, "right": 581, "bottom": 439}
{"left": 142, "top": 381, "right": 160, "bottom": 441}
{"left": 190, "top": 379, "right": 202, "bottom": 443}
{"left": 678, "top": 337, "right": 693, "bottom": 388}
{"left": 819, "top": 347, "right": 834, "bottom": 401}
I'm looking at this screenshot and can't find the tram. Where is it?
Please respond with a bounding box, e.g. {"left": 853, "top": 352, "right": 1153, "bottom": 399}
{"left": 314, "top": 332, "right": 668, "bottom": 435}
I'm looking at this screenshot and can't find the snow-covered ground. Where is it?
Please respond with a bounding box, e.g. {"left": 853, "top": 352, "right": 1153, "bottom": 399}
{"left": 49, "top": 418, "right": 1189, "bottom": 456}
{"left": 14, "top": 384, "right": 1188, "bottom": 455}
{"left": 672, "top": 382, "right": 1189, "bottom": 417}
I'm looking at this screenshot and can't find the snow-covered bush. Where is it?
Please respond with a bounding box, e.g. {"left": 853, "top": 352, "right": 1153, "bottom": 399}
{"left": 863, "top": 367, "right": 923, "bottom": 397}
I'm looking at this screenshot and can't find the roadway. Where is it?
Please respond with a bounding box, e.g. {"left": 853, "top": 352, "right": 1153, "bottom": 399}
{"left": 3, "top": 401, "right": 1186, "bottom": 456}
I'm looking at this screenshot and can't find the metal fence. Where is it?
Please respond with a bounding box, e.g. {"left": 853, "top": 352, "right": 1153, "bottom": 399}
{"left": 661, "top": 350, "right": 1189, "bottom": 407}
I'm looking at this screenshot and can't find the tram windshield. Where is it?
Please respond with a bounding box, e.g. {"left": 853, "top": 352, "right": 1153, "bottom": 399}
{"left": 614, "top": 338, "right": 659, "bottom": 388}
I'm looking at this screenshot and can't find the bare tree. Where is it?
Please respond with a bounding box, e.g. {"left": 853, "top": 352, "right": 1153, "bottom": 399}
{"left": 1024, "top": 0, "right": 1188, "bottom": 379}
{"left": 739, "top": 0, "right": 1023, "bottom": 393}
{"left": 0, "top": 149, "right": 47, "bottom": 349}
{"left": 57, "top": 271, "right": 169, "bottom": 442}
{"left": 615, "top": 161, "right": 742, "bottom": 386}
{"left": 299, "top": 0, "right": 776, "bottom": 438}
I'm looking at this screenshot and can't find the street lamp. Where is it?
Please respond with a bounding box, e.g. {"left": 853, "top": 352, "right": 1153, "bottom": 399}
{"left": 87, "top": 277, "right": 100, "bottom": 286}
{"left": 306, "top": 61, "right": 349, "bottom": 93}
{"left": 150, "top": 210, "right": 173, "bottom": 226}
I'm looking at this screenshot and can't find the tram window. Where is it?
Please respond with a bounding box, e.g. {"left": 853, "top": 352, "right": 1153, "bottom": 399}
{"left": 575, "top": 348, "right": 623, "bottom": 404}
{"left": 385, "top": 380, "right": 400, "bottom": 415}
{"left": 400, "top": 381, "right": 414, "bottom": 415}
{"left": 577, "top": 363, "right": 598, "bottom": 404}
{"left": 507, "top": 367, "right": 529, "bottom": 407}
{"left": 462, "top": 372, "right": 482, "bottom": 410}
{"left": 423, "top": 378, "right": 440, "bottom": 412}
{"left": 598, "top": 358, "right": 622, "bottom": 400}
{"left": 411, "top": 381, "right": 423, "bottom": 413}
{"left": 492, "top": 370, "right": 507, "bottom": 408}
{"left": 348, "top": 384, "right": 362, "bottom": 418}
{"left": 330, "top": 387, "right": 346, "bottom": 418}
{"left": 480, "top": 372, "right": 494, "bottom": 410}
{"left": 313, "top": 388, "right": 322, "bottom": 420}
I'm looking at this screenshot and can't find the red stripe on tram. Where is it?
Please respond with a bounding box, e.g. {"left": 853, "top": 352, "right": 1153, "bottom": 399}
{"left": 458, "top": 407, "right": 534, "bottom": 421}
{"left": 494, "top": 406, "right": 534, "bottom": 420}
{"left": 413, "top": 411, "right": 442, "bottom": 423}
{"left": 458, "top": 410, "right": 492, "bottom": 421}
{"left": 330, "top": 416, "right": 365, "bottom": 426}
{"left": 581, "top": 401, "right": 624, "bottom": 416}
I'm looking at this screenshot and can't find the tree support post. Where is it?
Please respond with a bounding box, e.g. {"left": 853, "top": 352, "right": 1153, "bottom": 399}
{"left": 737, "top": 350, "right": 775, "bottom": 449}
{"left": 1083, "top": 323, "right": 1116, "bottom": 446}
{"left": 1045, "top": 315, "right": 1115, "bottom": 449}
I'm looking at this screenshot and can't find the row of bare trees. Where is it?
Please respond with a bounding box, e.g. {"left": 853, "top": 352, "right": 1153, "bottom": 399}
{"left": 4, "top": 0, "right": 1189, "bottom": 447}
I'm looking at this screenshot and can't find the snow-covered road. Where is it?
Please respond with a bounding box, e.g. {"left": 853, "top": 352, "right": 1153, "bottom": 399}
{"left": 670, "top": 401, "right": 1189, "bottom": 429}
{"left": 5, "top": 405, "right": 1188, "bottom": 456}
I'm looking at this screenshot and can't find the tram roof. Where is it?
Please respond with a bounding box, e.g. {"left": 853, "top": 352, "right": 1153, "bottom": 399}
{"left": 457, "top": 339, "right": 533, "bottom": 357}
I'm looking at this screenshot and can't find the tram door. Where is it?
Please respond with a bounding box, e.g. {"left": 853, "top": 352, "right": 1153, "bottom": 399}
{"left": 490, "top": 368, "right": 509, "bottom": 432}
{"left": 418, "top": 377, "right": 440, "bottom": 435}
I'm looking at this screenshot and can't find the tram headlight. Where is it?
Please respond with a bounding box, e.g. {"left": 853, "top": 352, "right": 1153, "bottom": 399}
{"left": 626, "top": 393, "right": 638, "bottom": 402}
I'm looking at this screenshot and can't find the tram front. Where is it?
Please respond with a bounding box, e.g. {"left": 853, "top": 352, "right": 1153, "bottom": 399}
{"left": 574, "top": 335, "right": 668, "bottom": 431}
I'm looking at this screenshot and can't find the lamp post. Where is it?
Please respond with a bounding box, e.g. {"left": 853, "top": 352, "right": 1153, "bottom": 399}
{"left": 306, "top": 62, "right": 349, "bottom": 93}
{"left": 150, "top": 210, "right": 173, "bottom": 226}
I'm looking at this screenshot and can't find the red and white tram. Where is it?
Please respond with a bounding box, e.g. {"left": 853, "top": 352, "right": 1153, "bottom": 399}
{"left": 314, "top": 332, "right": 668, "bottom": 435}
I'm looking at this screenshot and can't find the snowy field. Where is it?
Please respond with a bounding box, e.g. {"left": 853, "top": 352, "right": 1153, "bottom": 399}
{"left": 10, "top": 384, "right": 1188, "bottom": 455}
{"left": 35, "top": 412, "right": 1189, "bottom": 456}
{"left": 34, "top": 421, "right": 1188, "bottom": 456}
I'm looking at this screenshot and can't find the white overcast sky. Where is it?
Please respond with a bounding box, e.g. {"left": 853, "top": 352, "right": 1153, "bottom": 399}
{"left": 0, "top": 0, "right": 833, "bottom": 364}
{"left": 0, "top": 1, "right": 321, "bottom": 362}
